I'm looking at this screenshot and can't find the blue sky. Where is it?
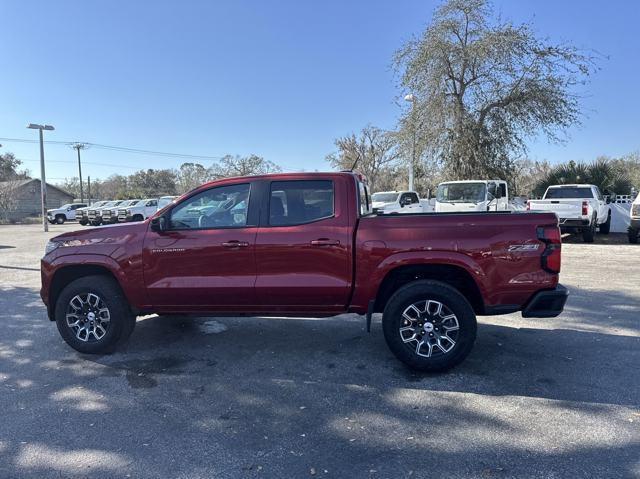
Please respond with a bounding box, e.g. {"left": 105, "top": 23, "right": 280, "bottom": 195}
{"left": 1, "top": 0, "right": 638, "bottom": 183}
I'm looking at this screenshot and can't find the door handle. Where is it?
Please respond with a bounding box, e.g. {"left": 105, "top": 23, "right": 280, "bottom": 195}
{"left": 310, "top": 238, "right": 340, "bottom": 246}
{"left": 222, "top": 241, "right": 249, "bottom": 248}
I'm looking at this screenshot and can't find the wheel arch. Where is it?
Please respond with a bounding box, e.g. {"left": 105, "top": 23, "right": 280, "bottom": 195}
{"left": 48, "top": 263, "right": 125, "bottom": 320}
{"left": 373, "top": 263, "right": 485, "bottom": 315}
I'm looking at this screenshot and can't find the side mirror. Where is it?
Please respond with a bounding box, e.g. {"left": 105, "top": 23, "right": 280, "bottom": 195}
{"left": 67, "top": 207, "right": 72, "bottom": 211}
{"left": 150, "top": 215, "right": 167, "bottom": 233}
{"left": 605, "top": 197, "right": 611, "bottom": 204}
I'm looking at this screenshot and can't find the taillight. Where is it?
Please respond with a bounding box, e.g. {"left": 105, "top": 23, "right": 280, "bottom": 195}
{"left": 526, "top": 201, "right": 530, "bottom": 211}
{"left": 537, "top": 226, "right": 561, "bottom": 274}
{"left": 581, "top": 201, "right": 588, "bottom": 216}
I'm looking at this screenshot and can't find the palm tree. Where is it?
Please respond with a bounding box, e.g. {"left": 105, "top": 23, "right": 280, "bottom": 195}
{"left": 534, "top": 158, "right": 632, "bottom": 197}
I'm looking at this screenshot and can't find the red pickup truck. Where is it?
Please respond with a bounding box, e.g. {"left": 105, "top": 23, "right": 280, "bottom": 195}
{"left": 41, "top": 172, "right": 567, "bottom": 371}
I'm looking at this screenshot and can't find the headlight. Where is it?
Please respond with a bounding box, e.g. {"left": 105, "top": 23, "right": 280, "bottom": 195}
{"left": 126, "top": 209, "right": 132, "bottom": 215}
{"left": 44, "top": 240, "right": 60, "bottom": 255}
{"left": 633, "top": 204, "right": 640, "bottom": 216}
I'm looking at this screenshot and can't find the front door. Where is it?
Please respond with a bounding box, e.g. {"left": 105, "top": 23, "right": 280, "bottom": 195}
{"left": 254, "top": 178, "right": 353, "bottom": 313}
{"left": 143, "top": 182, "right": 258, "bottom": 311}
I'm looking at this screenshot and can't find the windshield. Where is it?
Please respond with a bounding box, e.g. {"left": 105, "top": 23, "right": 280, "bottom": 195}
{"left": 436, "top": 183, "right": 487, "bottom": 203}
{"left": 372, "top": 193, "right": 399, "bottom": 203}
{"left": 544, "top": 187, "right": 594, "bottom": 199}
{"left": 158, "top": 197, "right": 175, "bottom": 209}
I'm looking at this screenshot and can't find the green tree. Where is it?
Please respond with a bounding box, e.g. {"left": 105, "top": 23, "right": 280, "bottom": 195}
{"left": 533, "top": 158, "right": 633, "bottom": 197}
{"left": 394, "top": 0, "right": 599, "bottom": 181}
{"left": 0, "top": 152, "right": 29, "bottom": 181}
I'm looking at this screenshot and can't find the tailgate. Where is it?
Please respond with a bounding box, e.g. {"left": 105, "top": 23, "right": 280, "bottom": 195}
{"left": 529, "top": 200, "right": 583, "bottom": 219}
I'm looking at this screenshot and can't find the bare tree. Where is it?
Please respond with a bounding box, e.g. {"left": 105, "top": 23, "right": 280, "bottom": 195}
{"left": 209, "top": 155, "right": 281, "bottom": 179}
{"left": 326, "top": 125, "right": 401, "bottom": 192}
{"left": 394, "top": 0, "right": 599, "bottom": 181}
{"left": 0, "top": 179, "right": 21, "bottom": 222}
{"left": 176, "top": 162, "right": 211, "bottom": 193}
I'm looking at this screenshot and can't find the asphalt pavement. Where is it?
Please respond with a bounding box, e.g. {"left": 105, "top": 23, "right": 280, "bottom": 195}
{"left": 0, "top": 223, "right": 638, "bottom": 478}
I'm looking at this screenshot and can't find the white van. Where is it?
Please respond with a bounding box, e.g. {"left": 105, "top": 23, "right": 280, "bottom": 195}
{"left": 435, "top": 180, "right": 508, "bottom": 213}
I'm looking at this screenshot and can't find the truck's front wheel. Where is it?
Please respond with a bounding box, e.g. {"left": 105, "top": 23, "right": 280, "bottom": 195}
{"left": 382, "top": 280, "right": 477, "bottom": 372}
{"left": 55, "top": 215, "right": 66, "bottom": 224}
{"left": 54, "top": 275, "right": 136, "bottom": 354}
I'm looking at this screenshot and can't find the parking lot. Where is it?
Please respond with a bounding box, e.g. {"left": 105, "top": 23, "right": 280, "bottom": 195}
{"left": 0, "top": 223, "right": 638, "bottom": 478}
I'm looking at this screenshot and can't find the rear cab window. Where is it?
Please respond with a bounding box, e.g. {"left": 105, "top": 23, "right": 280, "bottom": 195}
{"left": 269, "top": 180, "right": 334, "bottom": 226}
{"left": 544, "top": 187, "right": 595, "bottom": 199}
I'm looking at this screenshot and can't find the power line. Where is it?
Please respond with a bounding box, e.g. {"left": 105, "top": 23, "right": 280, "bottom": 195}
{"left": 0, "top": 137, "right": 223, "bottom": 160}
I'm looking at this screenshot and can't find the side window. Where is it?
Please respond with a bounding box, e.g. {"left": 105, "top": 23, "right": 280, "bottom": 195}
{"left": 169, "top": 183, "right": 250, "bottom": 230}
{"left": 146, "top": 200, "right": 158, "bottom": 207}
{"left": 408, "top": 193, "right": 419, "bottom": 204}
{"left": 499, "top": 183, "right": 507, "bottom": 198}
{"left": 269, "top": 180, "right": 334, "bottom": 226}
{"left": 359, "top": 181, "right": 372, "bottom": 216}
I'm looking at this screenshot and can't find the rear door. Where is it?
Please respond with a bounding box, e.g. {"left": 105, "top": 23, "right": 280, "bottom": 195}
{"left": 142, "top": 181, "right": 259, "bottom": 310}
{"left": 254, "top": 177, "right": 353, "bottom": 312}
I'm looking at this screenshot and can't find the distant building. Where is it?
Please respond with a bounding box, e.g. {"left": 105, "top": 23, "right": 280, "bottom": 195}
{"left": 0, "top": 178, "right": 74, "bottom": 221}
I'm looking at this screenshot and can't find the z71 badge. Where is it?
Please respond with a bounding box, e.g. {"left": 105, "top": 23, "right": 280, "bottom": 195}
{"left": 508, "top": 244, "right": 540, "bottom": 252}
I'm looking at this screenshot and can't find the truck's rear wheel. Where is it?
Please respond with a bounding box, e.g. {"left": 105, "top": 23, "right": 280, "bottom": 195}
{"left": 582, "top": 219, "right": 596, "bottom": 243}
{"left": 382, "top": 280, "right": 477, "bottom": 372}
{"left": 598, "top": 212, "right": 611, "bottom": 234}
{"left": 54, "top": 275, "right": 136, "bottom": 354}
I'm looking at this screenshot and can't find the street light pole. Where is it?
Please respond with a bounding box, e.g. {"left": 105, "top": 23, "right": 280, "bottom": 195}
{"left": 71, "top": 143, "right": 87, "bottom": 202}
{"left": 404, "top": 94, "right": 417, "bottom": 191}
{"left": 27, "top": 123, "right": 55, "bottom": 232}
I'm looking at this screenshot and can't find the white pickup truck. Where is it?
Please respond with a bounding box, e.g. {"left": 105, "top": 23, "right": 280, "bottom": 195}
{"left": 371, "top": 191, "right": 423, "bottom": 214}
{"left": 102, "top": 200, "right": 140, "bottom": 224}
{"left": 435, "top": 180, "right": 509, "bottom": 213}
{"left": 528, "top": 184, "right": 611, "bottom": 242}
{"left": 46, "top": 203, "right": 87, "bottom": 224}
{"left": 629, "top": 193, "right": 640, "bottom": 244}
{"left": 118, "top": 198, "right": 158, "bottom": 222}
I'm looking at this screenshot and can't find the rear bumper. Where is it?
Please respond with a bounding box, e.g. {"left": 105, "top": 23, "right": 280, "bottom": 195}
{"left": 522, "top": 285, "right": 568, "bottom": 318}
{"left": 559, "top": 218, "right": 590, "bottom": 231}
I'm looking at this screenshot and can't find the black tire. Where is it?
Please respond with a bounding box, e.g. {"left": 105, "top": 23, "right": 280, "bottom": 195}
{"left": 79, "top": 219, "right": 88, "bottom": 226}
{"left": 133, "top": 214, "right": 144, "bottom": 221}
{"left": 629, "top": 228, "right": 639, "bottom": 244}
{"left": 599, "top": 212, "right": 611, "bottom": 234}
{"left": 54, "top": 275, "right": 136, "bottom": 354}
{"left": 382, "top": 280, "right": 477, "bottom": 372}
{"left": 582, "top": 219, "right": 596, "bottom": 243}
{"left": 55, "top": 215, "right": 66, "bottom": 224}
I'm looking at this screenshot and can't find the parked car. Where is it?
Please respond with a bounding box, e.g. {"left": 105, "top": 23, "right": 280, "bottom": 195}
{"left": 78, "top": 201, "right": 107, "bottom": 226}
{"left": 371, "top": 191, "right": 423, "bottom": 214}
{"left": 629, "top": 193, "right": 640, "bottom": 244}
{"left": 101, "top": 200, "right": 140, "bottom": 224}
{"left": 157, "top": 195, "right": 178, "bottom": 211}
{"left": 88, "top": 201, "right": 123, "bottom": 226}
{"left": 40, "top": 172, "right": 567, "bottom": 372}
{"left": 435, "top": 180, "right": 509, "bottom": 213}
{"left": 119, "top": 198, "right": 158, "bottom": 222}
{"left": 46, "top": 203, "right": 87, "bottom": 224}
{"left": 528, "top": 184, "right": 611, "bottom": 242}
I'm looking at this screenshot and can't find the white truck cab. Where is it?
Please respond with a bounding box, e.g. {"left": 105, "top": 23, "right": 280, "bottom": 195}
{"left": 435, "top": 180, "right": 508, "bottom": 213}
{"left": 371, "top": 191, "right": 422, "bottom": 214}
{"left": 629, "top": 193, "right": 640, "bottom": 244}
{"left": 46, "top": 203, "right": 87, "bottom": 224}
{"left": 120, "top": 198, "right": 159, "bottom": 222}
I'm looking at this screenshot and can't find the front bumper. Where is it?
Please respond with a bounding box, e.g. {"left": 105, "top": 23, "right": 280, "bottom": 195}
{"left": 522, "top": 285, "right": 569, "bottom": 318}
{"left": 630, "top": 218, "right": 640, "bottom": 230}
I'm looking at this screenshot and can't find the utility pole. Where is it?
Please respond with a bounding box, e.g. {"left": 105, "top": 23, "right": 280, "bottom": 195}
{"left": 71, "top": 143, "right": 87, "bottom": 202}
{"left": 27, "top": 123, "right": 55, "bottom": 232}
{"left": 87, "top": 176, "right": 91, "bottom": 204}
